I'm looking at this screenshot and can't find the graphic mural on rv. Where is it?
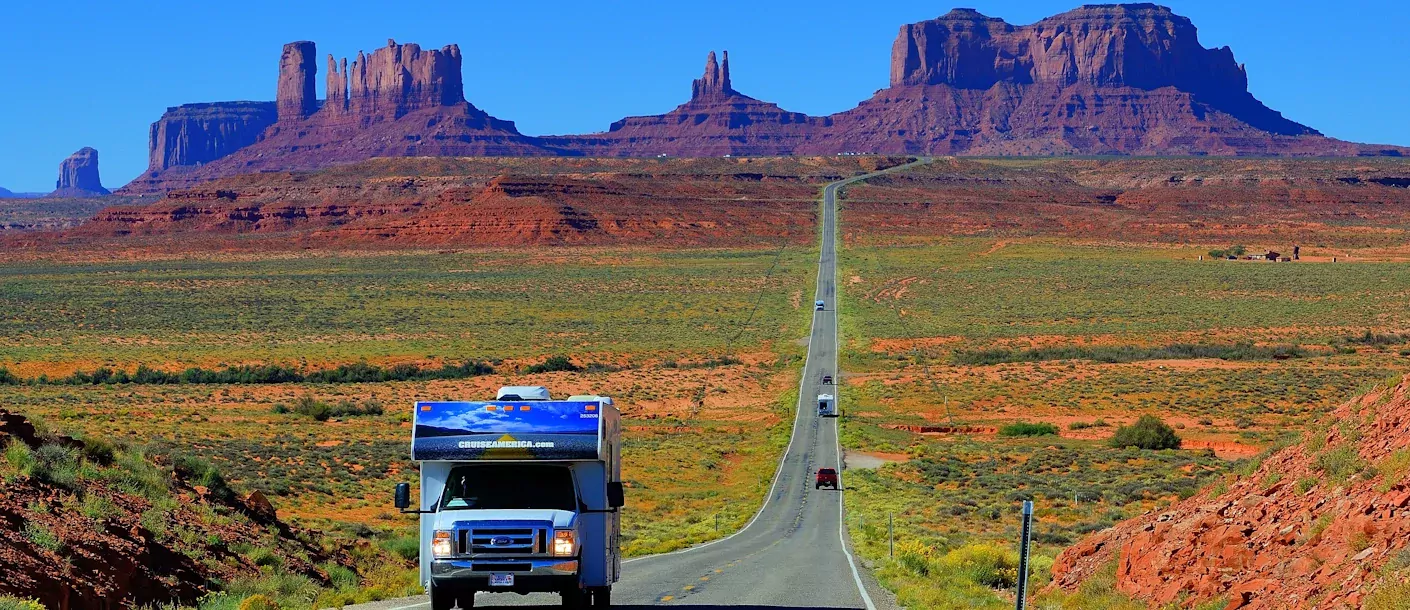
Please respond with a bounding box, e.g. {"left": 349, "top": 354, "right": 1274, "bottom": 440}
{"left": 412, "top": 400, "right": 602, "bottom": 461}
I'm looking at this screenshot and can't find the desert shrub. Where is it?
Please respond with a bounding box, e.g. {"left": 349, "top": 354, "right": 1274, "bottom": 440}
{"left": 893, "top": 539, "right": 936, "bottom": 576}
{"left": 79, "top": 435, "right": 117, "bottom": 466}
{"left": 31, "top": 444, "right": 80, "bottom": 488}
{"left": 1295, "top": 476, "right": 1318, "bottom": 494}
{"left": 0, "top": 597, "right": 45, "bottom": 610}
{"left": 173, "top": 454, "right": 236, "bottom": 502}
{"left": 236, "top": 595, "right": 278, "bottom": 610}
{"left": 1068, "top": 419, "right": 1109, "bottom": 430}
{"left": 1313, "top": 445, "right": 1369, "bottom": 483}
{"left": 1109, "top": 416, "right": 1181, "bottom": 450}
{"left": 103, "top": 447, "right": 170, "bottom": 500}
{"left": 998, "top": 422, "right": 1059, "bottom": 437}
{"left": 0, "top": 368, "right": 18, "bottom": 385}
{"left": 524, "top": 355, "right": 581, "bottom": 374}
{"left": 1375, "top": 448, "right": 1410, "bottom": 492}
{"left": 380, "top": 534, "right": 419, "bottom": 562}
{"left": 80, "top": 494, "right": 120, "bottom": 521}
{"left": 1366, "top": 579, "right": 1410, "bottom": 610}
{"left": 3, "top": 442, "right": 35, "bottom": 478}
{"left": 933, "top": 543, "right": 1019, "bottom": 589}
{"left": 286, "top": 395, "right": 381, "bottom": 421}
{"left": 22, "top": 522, "right": 62, "bottom": 553}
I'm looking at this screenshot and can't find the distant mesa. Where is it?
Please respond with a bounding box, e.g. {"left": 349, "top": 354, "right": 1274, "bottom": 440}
{"left": 0, "top": 187, "right": 45, "bottom": 199}
{"left": 51, "top": 147, "right": 109, "bottom": 197}
{"left": 123, "top": 38, "right": 555, "bottom": 194}
{"left": 120, "top": 4, "right": 1407, "bottom": 193}
{"left": 539, "top": 50, "right": 826, "bottom": 157}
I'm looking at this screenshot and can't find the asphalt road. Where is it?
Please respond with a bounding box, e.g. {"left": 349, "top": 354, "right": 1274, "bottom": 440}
{"left": 352, "top": 162, "right": 923, "bottom": 610}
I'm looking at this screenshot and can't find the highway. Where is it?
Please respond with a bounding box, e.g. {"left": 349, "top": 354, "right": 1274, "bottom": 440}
{"left": 352, "top": 161, "right": 922, "bottom": 610}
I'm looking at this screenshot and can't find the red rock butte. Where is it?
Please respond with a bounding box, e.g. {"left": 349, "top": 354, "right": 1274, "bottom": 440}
{"left": 120, "top": 4, "right": 1407, "bottom": 194}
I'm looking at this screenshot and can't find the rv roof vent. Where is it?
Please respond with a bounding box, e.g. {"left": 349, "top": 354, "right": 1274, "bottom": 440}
{"left": 567, "top": 395, "right": 614, "bottom": 406}
{"left": 497, "top": 386, "right": 551, "bottom": 401}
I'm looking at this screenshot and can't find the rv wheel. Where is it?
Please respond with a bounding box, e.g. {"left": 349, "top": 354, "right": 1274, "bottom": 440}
{"left": 429, "top": 582, "right": 472, "bottom": 610}
{"left": 561, "top": 587, "right": 586, "bottom": 609}
{"left": 591, "top": 587, "right": 612, "bottom": 608}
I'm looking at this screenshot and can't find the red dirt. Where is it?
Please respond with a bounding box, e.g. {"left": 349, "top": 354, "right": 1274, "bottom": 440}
{"left": 1050, "top": 378, "right": 1410, "bottom": 608}
{"left": 842, "top": 157, "right": 1410, "bottom": 245}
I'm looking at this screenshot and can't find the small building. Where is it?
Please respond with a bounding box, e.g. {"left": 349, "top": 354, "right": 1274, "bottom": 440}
{"left": 1264, "top": 251, "right": 1281, "bottom": 261}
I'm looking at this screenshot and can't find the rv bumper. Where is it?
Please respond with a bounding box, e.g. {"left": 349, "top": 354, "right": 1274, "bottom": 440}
{"left": 430, "top": 558, "right": 579, "bottom": 593}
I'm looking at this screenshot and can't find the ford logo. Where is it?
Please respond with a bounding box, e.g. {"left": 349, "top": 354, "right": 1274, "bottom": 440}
{"left": 491, "top": 536, "right": 512, "bottom": 546}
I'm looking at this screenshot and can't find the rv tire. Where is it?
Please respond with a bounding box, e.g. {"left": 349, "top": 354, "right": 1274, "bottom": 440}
{"left": 590, "top": 587, "right": 611, "bottom": 608}
{"left": 561, "top": 587, "right": 586, "bottom": 609}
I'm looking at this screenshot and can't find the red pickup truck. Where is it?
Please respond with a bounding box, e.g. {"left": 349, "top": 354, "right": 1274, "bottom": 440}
{"left": 815, "top": 468, "right": 839, "bottom": 490}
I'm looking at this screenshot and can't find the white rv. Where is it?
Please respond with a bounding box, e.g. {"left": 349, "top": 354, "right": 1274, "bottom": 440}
{"left": 395, "top": 387, "right": 623, "bottom": 609}
{"left": 817, "top": 393, "right": 837, "bottom": 417}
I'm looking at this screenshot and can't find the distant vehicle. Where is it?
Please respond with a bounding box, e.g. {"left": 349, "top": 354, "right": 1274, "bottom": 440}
{"left": 397, "top": 387, "right": 624, "bottom": 609}
{"left": 814, "top": 300, "right": 825, "bottom": 311}
{"left": 815, "top": 468, "right": 839, "bottom": 489}
{"left": 817, "top": 394, "right": 836, "bottom": 417}
{"left": 821, "top": 374, "right": 833, "bottom": 385}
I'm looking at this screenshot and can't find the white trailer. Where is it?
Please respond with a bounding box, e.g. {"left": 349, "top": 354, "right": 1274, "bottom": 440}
{"left": 395, "top": 387, "right": 623, "bottom": 609}
{"left": 817, "top": 393, "right": 837, "bottom": 417}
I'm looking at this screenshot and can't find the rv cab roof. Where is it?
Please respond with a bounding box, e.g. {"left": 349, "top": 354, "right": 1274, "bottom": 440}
{"left": 568, "top": 395, "right": 614, "bottom": 405}
{"left": 497, "top": 386, "right": 551, "bottom": 401}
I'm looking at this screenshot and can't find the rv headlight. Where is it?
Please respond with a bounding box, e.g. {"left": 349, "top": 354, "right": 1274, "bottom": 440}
{"left": 552, "top": 529, "right": 576, "bottom": 557}
{"left": 432, "top": 530, "right": 455, "bottom": 558}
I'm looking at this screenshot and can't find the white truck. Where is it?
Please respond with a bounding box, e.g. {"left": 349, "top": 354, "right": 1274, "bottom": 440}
{"left": 395, "top": 386, "right": 623, "bottom": 609}
{"left": 817, "top": 393, "right": 837, "bottom": 417}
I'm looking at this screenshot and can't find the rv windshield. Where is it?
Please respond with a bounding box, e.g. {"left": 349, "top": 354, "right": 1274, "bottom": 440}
{"left": 439, "top": 464, "right": 577, "bottom": 511}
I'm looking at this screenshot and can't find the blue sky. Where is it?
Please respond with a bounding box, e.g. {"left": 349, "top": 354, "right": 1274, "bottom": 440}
{"left": 2, "top": 0, "right": 1406, "bottom": 192}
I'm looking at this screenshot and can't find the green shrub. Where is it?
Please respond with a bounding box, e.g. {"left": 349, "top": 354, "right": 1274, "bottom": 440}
{"left": 524, "top": 355, "right": 581, "bottom": 374}
{"left": 380, "top": 534, "right": 419, "bottom": 562}
{"left": 173, "top": 454, "right": 236, "bottom": 503}
{"left": 1109, "top": 416, "right": 1181, "bottom": 450}
{"left": 1313, "top": 445, "right": 1369, "bottom": 483}
{"left": 236, "top": 595, "right": 279, "bottom": 610}
{"left": 22, "top": 522, "right": 62, "bottom": 553}
{"left": 998, "top": 422, "right": 1059, "bottom": 437}
{"left": 31, "top": 444, "right": 80, "bottom": 488}
{"left": 0, "top": 368, "right": 18, "bottom": 385}
{"left": 3, "top": 442, "right": 35, "bottom": 478}
{"left": 933, "top": 543, "right": 1019, "bottom": 589}
{"left": 0, "top": 597, "right": 45, "bottom": 610}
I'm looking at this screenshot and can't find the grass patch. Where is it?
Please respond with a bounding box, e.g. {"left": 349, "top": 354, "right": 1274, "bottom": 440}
{"left": 998, "top": 422, "right": 1059, "bottom": 437}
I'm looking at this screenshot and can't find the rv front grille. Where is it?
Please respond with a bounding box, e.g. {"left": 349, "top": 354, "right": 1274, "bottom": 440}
{"left": 460, "top": 526, "right": 548, "bottom": 556}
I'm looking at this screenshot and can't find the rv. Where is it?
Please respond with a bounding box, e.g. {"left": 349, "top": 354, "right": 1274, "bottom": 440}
{"left": 817, "top": 393, "right": 837, "bottom": 417}
{"left": 395, "top": 387, "right": 623, "bottom": 609}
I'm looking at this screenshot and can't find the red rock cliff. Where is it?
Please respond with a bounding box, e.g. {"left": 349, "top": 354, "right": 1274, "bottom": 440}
{"left": 50, "top": 147, "right": 108, "bottom": 197}
{"left": 343, "top": 39, "right": 465, "bottom": 118}
{"left": 141, "top": 102, "right": 277, "bottom": 173}
{"left": 276, "top": 41, "right": 318, "bottom": 121}
{"left": 888, "top": 4, "right": 1313, "bottom": 135}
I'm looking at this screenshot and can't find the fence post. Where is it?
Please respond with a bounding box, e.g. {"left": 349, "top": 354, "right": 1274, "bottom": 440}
{"left": 888, "top": 513, "right": 894, "bottom": 558}
{"left": 715, "top": 513, "right": 720, "bottom": 532}
{"left": 1015, "top": 500, "right": 1033, "bottom": 610}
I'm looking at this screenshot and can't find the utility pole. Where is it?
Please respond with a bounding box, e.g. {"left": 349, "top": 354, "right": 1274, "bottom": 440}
{"left": 1015, "top": 501, "right": 1033, "bottom": 610}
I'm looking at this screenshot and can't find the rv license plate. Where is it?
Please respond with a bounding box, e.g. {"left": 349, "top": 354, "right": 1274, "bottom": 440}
{"left": 490, "top": 574, "right": 514, "bottom": 587}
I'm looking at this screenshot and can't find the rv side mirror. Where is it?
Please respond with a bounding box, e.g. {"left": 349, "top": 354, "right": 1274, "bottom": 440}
{"left": 607, "top": 482, "right": 625, "bottom": 509}
{"left": 394, "top": 482, "right": 411, "bottom": 510}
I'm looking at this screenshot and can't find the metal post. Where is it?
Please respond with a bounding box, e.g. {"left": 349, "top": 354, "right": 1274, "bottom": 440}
{"left": 888, "top": 513, "right": 894, "bottom": 558}
{"left": 1015, "top": 500, "right": 1033, "bottom": 610}
{"left": 715, "top": 513, "right": 720, "bottom": 532}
